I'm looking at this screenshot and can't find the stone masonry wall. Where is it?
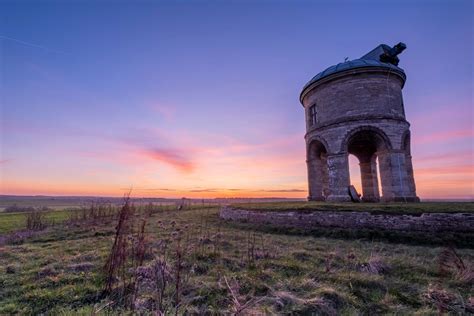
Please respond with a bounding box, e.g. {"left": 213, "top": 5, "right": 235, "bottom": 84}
{"left": 220, "top": 207, "right": 474, "bottom": 233}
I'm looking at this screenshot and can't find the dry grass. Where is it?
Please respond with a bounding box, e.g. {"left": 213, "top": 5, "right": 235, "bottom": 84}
{"left": 0, "top": 205, "right": 473, "bottom": 314}
{"left": 438, "top": 247, "right": 474, "bottom": 283}
{"left": 25, "top": 211, "right": 48, "bottom": 231}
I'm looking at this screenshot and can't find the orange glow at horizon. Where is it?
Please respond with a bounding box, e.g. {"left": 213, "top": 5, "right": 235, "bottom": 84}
{"left": 1, "top": 126, "right": 473, "bottom": 200}
{"left": 0, "top": 180, "right": 308, "bottom": 199}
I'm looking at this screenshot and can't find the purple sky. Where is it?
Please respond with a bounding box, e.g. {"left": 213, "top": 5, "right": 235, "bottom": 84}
{"left": 1, "top": 0, "right": 473, "bottom": 199}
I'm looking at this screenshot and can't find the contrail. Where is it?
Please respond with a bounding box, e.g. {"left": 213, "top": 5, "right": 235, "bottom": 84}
{"left": 0, "top": 35, "right": 68, "bottom": 54}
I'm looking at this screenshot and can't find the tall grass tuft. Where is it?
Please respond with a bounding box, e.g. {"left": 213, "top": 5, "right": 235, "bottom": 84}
{"left": 103, "top": 195, "right": 134, "bottom": 296}
{"left": 25, "top": 211, "right": 47, "bottom": 231}
{"left": 438, "top": 247, "right": 473, "bottom": 283}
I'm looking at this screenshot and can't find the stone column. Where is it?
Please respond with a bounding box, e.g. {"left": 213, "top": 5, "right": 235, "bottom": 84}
{"left": 307, "top": 158, "right": 324, "bottom": 201}
{"left": 326, "top": 153, "right": 351, "bottom": 202}
{"left": 321, "top": 154, "right": 329, "bottom": 199}
{"left": 378, "top": 151, "right": 419, "bottom": 202}
{"left": 405, "top": 154, "right": 418, "bottom": 200}
{"left": 359, "top": 156, "right": 380, "bottom": 202}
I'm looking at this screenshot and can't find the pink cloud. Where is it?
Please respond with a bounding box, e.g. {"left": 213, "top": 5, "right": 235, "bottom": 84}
{"left": 415, "top": 164, "right": 474, "bottom": 176}
{"left": 413, "top": 128, "right": 473, "bottom": 145}
{"left": 415, "top": 151, "right": 473, "bottom": 163}
{"left": 143, "top": 148, "right": 194, "bottom": 173}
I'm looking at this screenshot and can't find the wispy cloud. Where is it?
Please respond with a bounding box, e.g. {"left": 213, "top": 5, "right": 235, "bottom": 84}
{"left": 415, "top": 151, "right": 473, "bottom": 163}
{"left": 259, "top": 189, "right": 306, "bottom": 193}
{"left": 143, "top": 148, "right": 195, "bottom": 173}
{"left": 120, "top": 187, "right": 177, "bottom": 192}
{"left": 0, "top": 35, "right": 68, "bottom": 54}
{"left": 415, "top": 165, "right": 474, "bottom": 176}
{"left": 189, "top": 188, "right": 219, "bottom": 192}
{"left": 414, "top": 129, "right": 472, "bottom": 145}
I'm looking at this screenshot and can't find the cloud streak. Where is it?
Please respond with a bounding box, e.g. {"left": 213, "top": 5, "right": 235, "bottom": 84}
{"left": 414, "top": 129, "right": 472, "bottom": 145}
{"left": 143, "top": 148, "right": 195, "bottom": 173}
{"left": 258, "top": 189, "right": 306, "bottom": 193}
{"left": 0, "top": 35, "right": 68, "bottom": 54}
{"left": 415, "top": 164, "right": 474, "bottom": 176}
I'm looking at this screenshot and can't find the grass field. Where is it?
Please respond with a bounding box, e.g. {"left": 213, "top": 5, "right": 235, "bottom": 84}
{"left": 0, "top": 204, "right": 473, "bottom": 314}
{"left": 231, "top": 201, "right": 474, "bottom": 215}
{"left": 0, "top": 210, "right": 72, "bottom": 234}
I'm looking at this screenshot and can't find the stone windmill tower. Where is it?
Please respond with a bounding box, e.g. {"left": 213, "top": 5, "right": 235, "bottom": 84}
{"left": 300, "top": 43, "right": 419, "bottom": 202}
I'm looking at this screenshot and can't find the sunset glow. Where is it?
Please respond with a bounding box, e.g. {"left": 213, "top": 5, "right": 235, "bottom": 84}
{"left": 1, "top": 1, "right": 473, "bottom": 200}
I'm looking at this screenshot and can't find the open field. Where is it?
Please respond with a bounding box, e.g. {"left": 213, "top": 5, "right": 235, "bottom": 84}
{"left": 231, "top": 201, "right": 474, "bottom": 215}
{"left": 0, "top": 196, "right": 96, "bottom": 211}
{"left": 0, "top": 203, "right": 473, "bottom": 314}
{"left": 0, "top": 195, "right": 300, "bottom": 212}
{"left": 0, "top": 210, "right": 72, "bottom": 234}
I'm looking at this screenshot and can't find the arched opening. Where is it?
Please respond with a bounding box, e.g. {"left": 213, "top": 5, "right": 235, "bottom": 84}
{"left": 348, "top": 154, "right": 362, "bottom": 194}
{"left": 346, "top": 129, "right": 390, "bottom": 202}
{"left": 307, "top": 139, "right": 329, "bottom": 201}
{"left": 375, "top": 156, "right": 382, "bottom": 197}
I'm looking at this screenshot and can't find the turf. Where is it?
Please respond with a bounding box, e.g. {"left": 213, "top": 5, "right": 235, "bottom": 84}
{"left": 230, "top": 201, "right": 474, "bottom": 215}
{"left": 0, "top": 205, "right": 472, "bottom": 314}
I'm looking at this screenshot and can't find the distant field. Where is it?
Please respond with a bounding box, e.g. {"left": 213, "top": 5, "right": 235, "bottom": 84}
{"left": 0, "top": 197, "right": 87, "bottom": 212}
{"left": 0, "top": 210, "right": 72, "bottom": 234}
{"left": 230, "top": 201, "right": 474, "bottom": 215}
{"left": 0, "top": 195, "right": 304, "bottom": 212}
{"left": 0, "top": 195, "right": 223, "bottom": 213}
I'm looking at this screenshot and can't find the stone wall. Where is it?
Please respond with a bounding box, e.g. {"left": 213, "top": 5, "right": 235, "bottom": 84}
{"left": 220, "top": 207, "right": 474, "bottom": 233}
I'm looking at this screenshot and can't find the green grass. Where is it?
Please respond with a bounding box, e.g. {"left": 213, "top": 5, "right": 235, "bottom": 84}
{"left": 0, "top": 210, "right": 72, "bottom": 234}
{"left": 0, "top": 206, "right": 472, "bottom": 314}
{"left": 0, "top": 197, "right": 85, "bottom": 211}
{"left": 230, "top": 201, "right": 474, "bottom": 215}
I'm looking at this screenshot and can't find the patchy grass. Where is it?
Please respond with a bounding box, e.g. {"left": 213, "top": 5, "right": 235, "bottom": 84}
{"left": 230, "top": 201, "right": 474, "bottom": 215}
{"left": 0, "top": 205, "right": 473, "bottom": 314}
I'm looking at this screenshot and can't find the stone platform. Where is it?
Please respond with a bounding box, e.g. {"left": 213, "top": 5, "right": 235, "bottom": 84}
{"left": 220, "top": 207, "right": 474, "bottom": 233}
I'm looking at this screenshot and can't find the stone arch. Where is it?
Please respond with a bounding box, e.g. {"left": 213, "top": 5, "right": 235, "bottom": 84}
{"left": 306, "top": 135, "right": 329, "bottom": 159}
{"left": 340, "top": 125, "right": 393, "bottom": 154}
{"left": 306, "top": 138, "right": 329, "bottom": 201}
{"left": 341, "top": 126, "right": 393, "bottom": 202}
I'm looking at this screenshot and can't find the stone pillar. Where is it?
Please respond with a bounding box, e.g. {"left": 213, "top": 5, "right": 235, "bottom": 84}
{"left": 359, "top": 156, "right": 380, "bottom": 202}
{"left": 326, "top": 153, "right": 351, "bottom": 202}
{"left": 405, "top": 154, "right": 418, "bottom": 199}
{"left": 321, "top": 154, "right": 329, "bottom": 199}
{"left": 307, "top": 158, "right": 324, "bottom": 201}
{"left": 378, "top": 151, "right": 419, "bottom": 202}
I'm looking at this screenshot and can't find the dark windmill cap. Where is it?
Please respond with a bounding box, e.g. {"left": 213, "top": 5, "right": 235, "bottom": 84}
{"left": 300, "top": 43, "right": 407, "bottom": 103}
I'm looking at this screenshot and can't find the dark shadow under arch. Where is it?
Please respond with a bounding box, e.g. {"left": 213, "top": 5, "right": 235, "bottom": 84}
{"left": 341, "top": 126, "right": 392, "bottom": 155}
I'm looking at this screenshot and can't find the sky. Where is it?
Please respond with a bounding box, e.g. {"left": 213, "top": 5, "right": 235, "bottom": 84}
{"left": 0, "top": 0, "right": 473, "bottom": 199}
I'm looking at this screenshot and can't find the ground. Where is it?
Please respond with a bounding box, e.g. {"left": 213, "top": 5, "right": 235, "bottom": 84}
{"left": 230, "top": 201, "right": 474, "bottom": 214}
{"left": 0, "top": 203, "right": 473, "bottom": 314}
